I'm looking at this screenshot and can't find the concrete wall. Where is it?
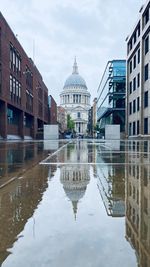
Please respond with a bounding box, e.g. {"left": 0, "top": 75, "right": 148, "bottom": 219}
{"left": 105, "top": 125, "right": 120, "bottom": 140}
{"left": 44, "top": 125, "right": 58, "bottom": 140}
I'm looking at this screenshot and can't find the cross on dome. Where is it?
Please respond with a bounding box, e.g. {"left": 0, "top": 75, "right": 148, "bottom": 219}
{"left": 72, "top": 57, "right": 78, "bottom": 74}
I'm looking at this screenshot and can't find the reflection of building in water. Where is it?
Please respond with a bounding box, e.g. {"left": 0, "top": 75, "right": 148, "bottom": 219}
{"left": 60, "top": 165, "right": 90, "bottom": 219}
{"left": 0, "top": 141, "right": 58, "bottom": 264}
{"left": 95, "top": 141, "right": 125, "bottom": 217}
{"left": 57, "top": 140, "right": 95, "bottom": 164}
{"left": 59, "top": 140, "right": 91, "bottom": 218}
{"left": 0, "top": 142, "right": 57, "bottom": 186}
{"left": 0, "top": 163, "right": 56, "bottom": 265}
{"left": 126, "top": 141, "right": 150, "bottom": 267}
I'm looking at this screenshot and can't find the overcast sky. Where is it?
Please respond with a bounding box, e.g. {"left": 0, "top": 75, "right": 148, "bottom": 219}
{"left": 1, "top": 0, "right": 144, "bottom": 104}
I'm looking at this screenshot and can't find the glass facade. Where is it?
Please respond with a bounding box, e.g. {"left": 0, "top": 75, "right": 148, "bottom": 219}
{"left": 97, "top": 60, "right": 126, "bottom": 133}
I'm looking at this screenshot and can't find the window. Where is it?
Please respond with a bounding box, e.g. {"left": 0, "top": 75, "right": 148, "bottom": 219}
{"left": 145, "top": 35, "right": 149, "bottom": 54}
{"left": 133, "top": 31, "right": 136, "bottom": 44}
{"left": 144, "top": 8, "right": 149, "bottom": 26}
{"left": 129, "top": 60, "right": 132, "bottom": 73}
{"left": 9, "top": 75, "right": 13, "bottom": 100}
{"left": 133, "top": 99, "right": 136, "bottom": 113}
{"left": 9, "top": 43, "right": 21, "bottom": 75}
{"left": 144, "top": 117, "right": 148, "bottom": 134}
{"left": 133, "top": 54, "right": 136, "bottom": 69}
{"left": 13, "top": 77, "right": 16, "bottom": 95}
{"left": 133, "top": 77, "right": 136, "bottom": 91}
{"left": 137, "top": 120, "right": 139, "bottom": 135}
{"left": 144, "top": 64, "right": 149, "bottom": 81}
{"left": 77, "top": 112, "right": 80, "bottom": 118}
{"left": 144, "top": 91, "right": 148, "bottom": 108}
{"left": 129, "top": 123, "right": 132, "bottom": 136}
{"left": 137, "top": 97, "right": 140, "bottom": 111}
{"left": 137, "top": 73, "right": 140, "bottom": 87}
{"left": 129, "top": 81, "right": 132, "bottom": 94}
{"left": 138, "top": 49, "right": 140, "bottom": 64}
{"left": 129, "top": 102, "right": 132, "bottom": 115}
{"left": 137, "top": 23, "right": 140, "bottom": 37}
{"left": 133, "top": 121, "right": 136, "bottom": 135}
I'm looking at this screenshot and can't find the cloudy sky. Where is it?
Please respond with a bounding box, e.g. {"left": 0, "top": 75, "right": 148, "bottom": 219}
{"left": 1, "top": 0, "right": 144, "bottom": 104}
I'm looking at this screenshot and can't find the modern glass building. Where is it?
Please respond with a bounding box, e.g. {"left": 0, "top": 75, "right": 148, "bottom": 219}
{"left": 97, "top": 60, "right": 126, "bottom": 135}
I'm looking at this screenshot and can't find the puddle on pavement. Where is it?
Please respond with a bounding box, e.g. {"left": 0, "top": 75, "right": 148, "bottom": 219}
{"left": 0, "top": 140, "right": 149, "bottom": 267}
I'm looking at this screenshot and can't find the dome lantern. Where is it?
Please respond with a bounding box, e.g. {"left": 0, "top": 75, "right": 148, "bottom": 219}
{"left": 63, "top": 58, "right": 87, "bottom": 89}
{"left": 72, "top": 57, "right": 78, "bottom": 74}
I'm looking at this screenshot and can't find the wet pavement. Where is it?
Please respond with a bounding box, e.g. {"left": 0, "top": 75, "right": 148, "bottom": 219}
{"left": 0, "top": 139, "right": 149, "bottom": 267}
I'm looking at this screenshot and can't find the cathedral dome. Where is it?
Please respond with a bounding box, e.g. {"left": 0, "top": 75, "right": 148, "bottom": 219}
{"left": 63, "top": 58, "right": 87, "bottom": 89}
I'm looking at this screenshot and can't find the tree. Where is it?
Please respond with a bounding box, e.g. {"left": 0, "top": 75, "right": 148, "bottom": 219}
{"left": 94, "top": 124, "right": 100, "bottom": 132}
{"left": 67, "top": 114, "right": 75, "bottom": 131}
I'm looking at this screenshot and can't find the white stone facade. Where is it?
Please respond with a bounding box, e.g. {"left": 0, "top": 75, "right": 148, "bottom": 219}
{"left": 126, "top": 0, "right": 150, "bottom": 137}
{"left": 60, "top": 59, "right": 91, "bottom": 135}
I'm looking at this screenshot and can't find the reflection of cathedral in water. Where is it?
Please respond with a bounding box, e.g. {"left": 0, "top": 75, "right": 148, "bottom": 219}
{"left": 60, "top": 141, "right": 90, "bottom": 219}
{"left": 60, "top": 166, "right": 90, "bottom": 218}
{"left": 126, "top": 141, "right": 150, "bottom": 267}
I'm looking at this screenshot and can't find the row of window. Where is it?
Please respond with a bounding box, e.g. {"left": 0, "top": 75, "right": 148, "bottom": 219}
{"left": 128, "top": 165, "right": 149, "bottom": 187}
{"left": 129, "top": 117, "right": 148, "bottom": 135}
{"left": 25, "top": 66, "right": 33, "bottom": 90}
{"left": 131, "top": 63, "right": 149, "bottom": 82}
{"left": 10, "top": 75, "right": 21, "bottom": 104}
{"left": 26, "top": 90, "right": 33, "bottom": 112}
{"left": 145, "top": 34, "right": 149, "bottom": 55}
{"left": 129, "top": 91, "right": 149, "bottom": 115}
{"left": 62, "top": 94, "right": 89, "bottom": 104}
{"left": 129, "top": 49, "right": 140, "bottom": 73}
{"left": 128, "top": 23, "right": 140, "bottom": 54}
{"left": 143, "top": 5, "right": 149, "bottom": 28}
{"left": 128, "top": 203, "right": 139, "bottom": 229}
{"left": 129, "top": 97, "right": 140, "bottom": 114}
{"left": 10, "top": 43, "right": 21, "bottom": 75}
{"left": 129, "top": 73, "right": 140, "bottom": 94}
{"left": 127, "top": 5, "right": 150, "bottom": 54}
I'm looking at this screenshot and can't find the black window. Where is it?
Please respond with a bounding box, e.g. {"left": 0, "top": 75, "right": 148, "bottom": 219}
{"left": 133, "top": 31, "right": 136, "bottom": 44}
{"left": 129, "top": 60, "right": 132, "bottom": 74}
{"left": 129, "top": 102, "right": 132, "bottom": 115}
{"left": 129, "top": 81, "right": 132, "bottom": 94}
{"left": 137, "top": 73, "right": 140, "bottom": 87}
{"left": 144, "top": 8, "right": 149, "bottom": 26}
{"left": 138, "top": 49, "right": 140, "bottom": 64}
{"left": 133, "top": 77, "right": 136, "bottom": 91}
{"left": 133, "top": 99, "right": 136, "bottom": 113}
{"left": 144, "top": 117, "right": 148, "bottom": 134}
{"left": 144, "top": 91, "right": 148, "bottom": 108}
{"left": 137, "top": 97, "right": 140, "bottom": 111}
{"left": 133, "top": 121, "right": 136, "bottom": 135}
{"left": 129, "top": 123, "right": 132, "bottom": 136}
{"left": 137, "top": 120, "right": 139, "bottom": 135}
{"left": 144, "top": 64, "right": 149, "bottom": 81}
{"left": 137, "top": 23, "right": 140, "bottom": 37}
{"left": 77, "top": 112, "right": 80, "bottom": 118}
{"left": 145, "top": 35, "right": 149, "bottom": 54}
{"left": 133, "top": 54, "right": 136, "bottom": 69}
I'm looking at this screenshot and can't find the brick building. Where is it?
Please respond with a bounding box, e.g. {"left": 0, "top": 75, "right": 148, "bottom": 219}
{"left": 48, "top": 95, "right": 57, "bottom": 125}
{"left": 0, "top": 12, "right": 51, "bottom": 139}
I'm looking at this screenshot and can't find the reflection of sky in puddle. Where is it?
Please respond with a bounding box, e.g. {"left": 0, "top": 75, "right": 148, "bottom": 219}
{"left": 1, "top": 140, "right": 150, "bottom": 267}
